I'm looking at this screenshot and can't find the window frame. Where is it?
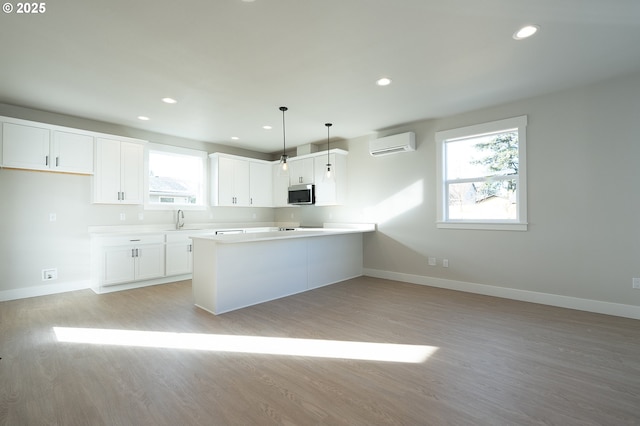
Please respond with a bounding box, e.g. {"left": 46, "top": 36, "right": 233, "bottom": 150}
{"left": 435, "top": 115, "right": 528, "bottom": 231}
{"left": 144, "top": 143, "right": 208, "bottom": 211}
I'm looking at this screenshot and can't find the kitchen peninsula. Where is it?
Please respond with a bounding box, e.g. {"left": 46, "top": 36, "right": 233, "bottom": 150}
{"left": 191, "top": 224, "right": 375, "bottom": 314}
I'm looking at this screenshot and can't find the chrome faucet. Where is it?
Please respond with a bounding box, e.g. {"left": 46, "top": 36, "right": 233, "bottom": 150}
{"left": 176, "top": 209, "right": 185, "bottom": 230}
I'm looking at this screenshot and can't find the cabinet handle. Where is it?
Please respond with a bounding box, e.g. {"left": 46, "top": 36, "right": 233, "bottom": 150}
{"left": 136, "top": 248, "right": 139, "bottom": 257}
{"left": 188, "top": 244, "right": 193, "bottom": 253}
{"left": 55, "top": 156, "right": 59, "bottom": 167}
{"left": 45, "top": 155, "right": 49, "bottom": 166}
{"left": 250, "top": 197, "right": 253, "bottom": 205}
{"left": 131, "top": 248, "right": 136, "bottom": 258}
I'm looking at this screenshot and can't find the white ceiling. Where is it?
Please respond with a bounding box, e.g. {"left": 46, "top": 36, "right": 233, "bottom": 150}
{"left": 1, "top": 0, "right": 640, "bottom": 154}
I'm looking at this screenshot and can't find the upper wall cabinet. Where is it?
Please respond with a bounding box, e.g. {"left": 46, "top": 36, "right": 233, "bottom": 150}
{"left": 210, "top": 153, "right": 274, "bottom": 207}
{"left": 1, "top": 120, "right": 94, "bottom": 174}
{"left": 249, "top": 161, "right": 273, "bottom": 207}
{"left": 313, "top": 153, "right": 347, "bottom": 206}
{"left": 288, "top": 157, "right": 315, "bottom": 185}
{"left": 211, "top": 154, "right": 250, "bottom": 206}
{"left": 94, "top": 138, "right": 145, "bottom": 204}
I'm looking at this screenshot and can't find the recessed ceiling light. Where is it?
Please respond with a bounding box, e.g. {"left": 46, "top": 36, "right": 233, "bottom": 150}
{"left": 376, "top": 77, "right": 392, "bottom": 86}
{"left": 231, "top": 136, "right": 239, "bottom": 140}
{"left": 513, "top": 25, "right": 539, "bottom": 40}
{"left": 162, "top": 97, "right": 177, "bottom": 104}
{"left": 263, "top": 125, "right": 272, "bottom": 130}
{"left": 137, "top": 116, "right": 150, "bottom": 121}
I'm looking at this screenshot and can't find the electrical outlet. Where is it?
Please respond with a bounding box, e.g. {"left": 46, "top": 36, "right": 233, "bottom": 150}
{"left": 633, "top": 278, "right": 640, "bottom": 289}
{"left": 42, "top": 268, "right": 57, "bottom": 281}
{"left": 119, "top": 213, "right": 126, "bottom": 221}
{"left": 428, "top": 257, "right": 437, "bottom": 266}
{"left": 138, "top": 212, "right": 144, "bottom": 221}
{"left": 49, "top": 213, "right": 56, "bottom": 222}
{"left": 443, "top": 259, "right": 449, "bottom": 268}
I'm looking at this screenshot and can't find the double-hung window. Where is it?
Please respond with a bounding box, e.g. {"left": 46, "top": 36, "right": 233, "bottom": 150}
{"left": 436, "top": 116, "right": 527, "bottom": 230}
{"left": 145, "top": 144, "right": 207, "bottom": 209}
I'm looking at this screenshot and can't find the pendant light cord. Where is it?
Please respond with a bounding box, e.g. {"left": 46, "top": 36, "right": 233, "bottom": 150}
{"left": 280, "top": 106, "right": 288, "bottom": 157}
{"left": 325, "top": 123, "right": 332, "bottom": 166}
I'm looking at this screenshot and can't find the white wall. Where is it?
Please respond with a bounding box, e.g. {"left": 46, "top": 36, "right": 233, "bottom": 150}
{"left": 276, "top": 70, "right": 640, "bottom": 315}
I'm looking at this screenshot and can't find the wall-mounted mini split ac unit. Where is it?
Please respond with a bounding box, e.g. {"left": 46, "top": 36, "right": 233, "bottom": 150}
{"left": 369, "top": 132, "right": 416, "bottom": 156}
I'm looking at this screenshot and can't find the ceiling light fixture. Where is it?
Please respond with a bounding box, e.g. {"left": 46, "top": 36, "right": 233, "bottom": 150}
{"left": 263, "top": 125, "right": 272, "bottom": 130}
{"left": 231, "top": 136, "right": 239, "bottom": 140}
{"left": 279, "top": 106, "right": 289, "bottom": 173}
{"left": 513, "top": 25, "right": 539, "bottom": 40}
{"left": 137, "top": 116, "right": 150, "bottom": 121}
{"left": 376, "top": 77, "right": 392, "bottom": 86}
{"left": 324, "top": 122, "right": 333, "bottom": 181}
{"left": 162, "top": 97, "right": 177, "bottom": 104}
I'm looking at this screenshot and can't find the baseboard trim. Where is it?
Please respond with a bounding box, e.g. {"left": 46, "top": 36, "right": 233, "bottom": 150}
{"left": 363, "top": 268, "right": 640, "bottom": 320}
{"left": 0, "top": 280, "right": 92, "bottom": 302}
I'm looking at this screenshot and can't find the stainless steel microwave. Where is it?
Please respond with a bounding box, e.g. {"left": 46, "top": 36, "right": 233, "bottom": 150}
{"left": 288, "top": 184, "right": 315, "bottom": 205}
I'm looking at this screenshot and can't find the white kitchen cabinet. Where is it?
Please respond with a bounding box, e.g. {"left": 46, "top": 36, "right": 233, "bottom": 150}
{"left": 211, "top": 154, "right": 250, "bottom": 206}
{"left": 288, "top": 157, "right": 314, "bottom": 185}
{"left": 2, "top": 122, "right": 50, "bottom": 170}
{"left": 94, "top": 137, "right": 144, "bottom": 204}
{"left": 313, "top": 152, "right": 348, "bottom": 206}
{"left": 211, "top": 154, "right": 273, "bottom": 207}
{"left": 1, "top": 122, "right": 94, "bottom": 174}
{"left": 52, "top": 130, "right": 94, "bottom": 174}
{"left": 249, "top": 161, "right": 273, "bottom": 207}
{"left": 165, "top": 233, "right": 194, "bottom": 276}
{"left": 272, "top": 165, "right": 290, "bottom": 207}
{"left": 101, "top": 235, "right": 165, "bottom": 286}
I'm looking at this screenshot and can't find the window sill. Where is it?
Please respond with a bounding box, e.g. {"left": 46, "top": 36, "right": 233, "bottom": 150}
{"left": 437, "top": 221, "right": 528, "bottom": 231}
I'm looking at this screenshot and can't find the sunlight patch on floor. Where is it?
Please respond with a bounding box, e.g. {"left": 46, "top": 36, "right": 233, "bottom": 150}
{"left": 53, "top": 327, "right": 438, "bottom": 363}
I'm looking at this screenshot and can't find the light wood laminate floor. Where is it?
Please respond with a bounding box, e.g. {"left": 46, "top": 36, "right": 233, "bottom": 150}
{"left": 1, "top": 277, "right": 639, "bottom": 425}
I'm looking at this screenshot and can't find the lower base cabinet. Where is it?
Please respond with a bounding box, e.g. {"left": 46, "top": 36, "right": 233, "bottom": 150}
{"left": 101, "top": 235, "right": 165, "bottom": 286}
{"left": 165, "top": 234, "right": 194, "bottom": 276}
{"left": 92, "top": 230, "right": 205, "bottom": 293}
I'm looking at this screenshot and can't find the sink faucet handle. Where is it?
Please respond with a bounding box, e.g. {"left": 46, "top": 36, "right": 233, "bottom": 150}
{"left": 176, "top": 209, "right": 185, "bottom": 229}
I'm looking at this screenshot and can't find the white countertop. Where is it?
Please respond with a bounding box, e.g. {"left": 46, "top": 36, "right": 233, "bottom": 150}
{"left": 89, "top": 222, "right": 376, "bottom": 240}
{"left": 191, "top": 224, "right": 376, "bottom": 244}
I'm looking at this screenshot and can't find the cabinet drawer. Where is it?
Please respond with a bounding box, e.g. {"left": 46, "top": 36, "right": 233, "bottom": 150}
{"left": 99, "top": 234, "right": 165, "bottom": 247}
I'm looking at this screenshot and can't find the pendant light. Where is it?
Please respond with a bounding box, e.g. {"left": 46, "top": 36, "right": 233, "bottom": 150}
{"left": 324, "top": 122, "right": 333, "bottom": 181}
{"left": 279, "top": 106, "right": 289, "bottom": 173}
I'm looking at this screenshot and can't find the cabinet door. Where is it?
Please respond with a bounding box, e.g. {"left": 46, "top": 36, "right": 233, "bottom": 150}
{"left": 249, "top": 161, "right": 273, "bottom": 207}
{"left": 135, "top": 244, "right": 165, "bottom": 280}
{"left": 2, "top": 122, "right": 51, "bottom": 170}
{"left": 313, "top": 153, "right": 347, "bottom": 206}
{"left": 103, "top": 246, "right": 136, "bottom": 285}
{"left": 166, "top": 242, "right": 193, "bottom": 276}
{"left": 120, "top": 142, "right": 144, "bottom": 204}
{"left": 233, "top": 159, "right": 250, "bottom": 206}
{"left": 217, "top": 156, "right": 237, "bottom": 206}
{"left": 52, "top": 130, "right": 94, "bottom": 174}
{"left": 95, "top": 138, "right": 122, "bottom": 203}
{"left": 272, "top": 164, "right": 289, "bottom": 207}
{"left": 314, "top": 154, "right": 337, "bottom": 205}
{"left": 289, "top": 158, "right": 314, "bottom": 185}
